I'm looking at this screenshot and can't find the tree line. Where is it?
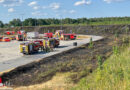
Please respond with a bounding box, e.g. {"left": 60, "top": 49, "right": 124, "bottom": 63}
{"left": 0, "top": 17, "right": 130, "bottom": 28}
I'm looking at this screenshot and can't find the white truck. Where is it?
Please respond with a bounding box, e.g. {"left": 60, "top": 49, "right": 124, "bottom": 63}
{"left": 27, "top": 32, "right": 39, "bottom": 39}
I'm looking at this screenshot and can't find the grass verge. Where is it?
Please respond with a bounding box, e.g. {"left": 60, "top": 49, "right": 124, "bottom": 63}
{"left": 72, "top": 44, "right": 130, "bottom": 90}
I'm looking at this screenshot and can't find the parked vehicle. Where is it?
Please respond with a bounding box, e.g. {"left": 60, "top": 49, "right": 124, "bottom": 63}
{"left": 27, "top": 32, "right": 39, "bottom": 39}
{"left": 54, "top": 30, "right": 76, "bottom": 40}
{"left": 17, "top": 30, "right": 25, "bottom": 35}
{"left": 20, "top": 42, "right": 40, "bottom": 55}
{"left": 61, "top": 34, "right": 76, "bottom": 40}
{"left": 10, "top": 36, "right": 16, "bottom": 40}
{"left": 16, "top": 34, "right": 27, "bottom": 41}
{"left": 44, "top": 32, "right": 53, "bottom": 38}
{"left": 3, "top": 37, "right": 11, "bottom": 42}
{"left": 20, "top": 38, "right": 60, "bottom": 55}
{"left": 16, "top": 30, "right": 27, "bottom": 41}
{"left": 5, "top": 31, "right": 15, "bottom": 35}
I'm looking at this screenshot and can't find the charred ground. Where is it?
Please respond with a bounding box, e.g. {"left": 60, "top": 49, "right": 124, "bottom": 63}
{"left": 0, "top": 25, "right": 130, "bottom": 87}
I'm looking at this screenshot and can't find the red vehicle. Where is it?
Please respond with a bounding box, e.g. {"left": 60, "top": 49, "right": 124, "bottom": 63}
{"left": 34, "top": 38, "right": 60, "bottom": 48}
{"left": 16, "top": 30, "right": 26, "bottom": 41}
{"left": 5, "top": 31, "right": 15, "bottom": 35}
{"left": 12, "top": 31, "right": 15, "bottom": 34}
{"left": 3, "top": 37, "right": 11, "bottom": 42}
{"left": 16, "top": 34, "right": 27, "bottom": 41}
{"left": 44, "top": 33, "right": 53, "bottom": 38}
{"left": 61, "top": 34, "right": 76, "bottom": 40}
{"left": 54, "top": 30, "right": 76, "bottom": 40}
{"left": 34, "top": 40, "right": 43, "bottom": 46}
{"left": 17, "top": 30, "right": 25, "bottom": 35}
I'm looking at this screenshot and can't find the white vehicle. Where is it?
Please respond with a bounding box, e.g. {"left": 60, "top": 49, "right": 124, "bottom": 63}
{"left": 27, "top": 32, "right": 39, "bottom": 39}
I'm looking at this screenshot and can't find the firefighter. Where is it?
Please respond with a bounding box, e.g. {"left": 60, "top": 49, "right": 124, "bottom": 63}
{"left": 47, "top": 40, "right": 51, "bottom": 52}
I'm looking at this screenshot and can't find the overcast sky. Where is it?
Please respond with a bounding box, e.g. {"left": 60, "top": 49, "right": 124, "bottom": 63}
{"left": 0, "top": 0, "right": 130, "bottom": 23}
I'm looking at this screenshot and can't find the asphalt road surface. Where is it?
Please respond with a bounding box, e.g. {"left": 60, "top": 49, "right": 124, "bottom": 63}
{"left": 0, "top": 35, "right": 103, "bottom": 73}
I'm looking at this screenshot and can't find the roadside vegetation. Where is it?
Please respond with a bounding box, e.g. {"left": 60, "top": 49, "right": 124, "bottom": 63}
{"left": 73, "top": 42, "right": 130, "bottom": 90}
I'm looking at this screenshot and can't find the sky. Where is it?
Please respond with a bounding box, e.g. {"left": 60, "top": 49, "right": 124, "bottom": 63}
{"left": 0, "top": 0, "right": 130, "bottom": 23}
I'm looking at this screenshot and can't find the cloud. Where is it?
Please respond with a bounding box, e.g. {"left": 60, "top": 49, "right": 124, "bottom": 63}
{"left": 41, "top": 3, "right": 60, "bottom": 10}
{"left": 74, "top": 0, "right": 91, "bottom": 6}
{"left": 33, "top": 6, "right": 39, "bottom": 10}
{"left": 49, "top": 3, "right": 60, "bottom": 10}
{"left": 28, "top": 1, "right": 41, "bottom": 11}
{"left": 32, "top": 11, "right": 47, "bottom": 16}
{"left": 0, "top": 0, "right": 4, "bottom": 3}
{"left": 8, "top": 8, "right": 14, "bottom": 12}
{"left": 28, "top": 1, "right": 37, "bottom": 6}
{"left": 104, "top": 0, "right": 124, "bottom": 3}
{"left": 0, "top": 0, "right": 23, "bottom": 7}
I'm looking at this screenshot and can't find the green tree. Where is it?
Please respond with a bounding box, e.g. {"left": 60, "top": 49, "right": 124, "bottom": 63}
{"left": 0, "top": 21, "right": 4, "bottom": 28}
{"left": 23, "top": 18, "right": 36, "bottom": 26}
{"left": 9, "top": 19, "right": 22, "bottom": 27}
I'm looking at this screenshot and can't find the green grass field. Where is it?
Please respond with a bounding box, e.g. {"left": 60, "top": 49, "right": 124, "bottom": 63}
{"left": 73, "top": 45, "right": 130, "bottom": 90}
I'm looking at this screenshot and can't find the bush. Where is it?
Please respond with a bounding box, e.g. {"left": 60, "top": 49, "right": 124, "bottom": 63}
{"left": 88, "top": 37, "right": 93, "bottom": 48}
{"left": 113, "top": 46, "right": 119, "bottom": 55}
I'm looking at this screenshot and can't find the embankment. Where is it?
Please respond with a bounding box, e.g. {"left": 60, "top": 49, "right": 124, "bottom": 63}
{"left": 0, "top": 24, "right": 130, "bottom": 35}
